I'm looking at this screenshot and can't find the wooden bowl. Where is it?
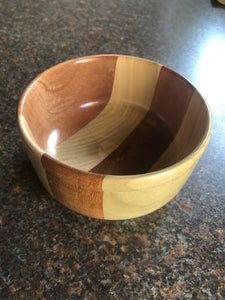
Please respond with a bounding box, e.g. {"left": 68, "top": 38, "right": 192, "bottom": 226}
{"left": 17, "top": 55, "right": 212, "bottom": 220}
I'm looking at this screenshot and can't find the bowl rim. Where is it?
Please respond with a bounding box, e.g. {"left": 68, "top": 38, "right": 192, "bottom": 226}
{"left": 17, "top": 54, "right": 213, "bottom": 185}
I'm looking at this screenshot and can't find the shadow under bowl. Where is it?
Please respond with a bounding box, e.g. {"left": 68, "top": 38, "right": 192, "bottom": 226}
{"left": 17, "top": 55, "right": 212, "bottom": 220}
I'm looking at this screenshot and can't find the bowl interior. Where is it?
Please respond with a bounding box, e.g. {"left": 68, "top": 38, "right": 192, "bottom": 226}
{"left": 18, "top": 55, "right": 210, "bottom": 176}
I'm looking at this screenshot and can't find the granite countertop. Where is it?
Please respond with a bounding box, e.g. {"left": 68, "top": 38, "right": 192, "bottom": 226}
{"left": 1, "top": 0, "right": 225, "bottom": 298}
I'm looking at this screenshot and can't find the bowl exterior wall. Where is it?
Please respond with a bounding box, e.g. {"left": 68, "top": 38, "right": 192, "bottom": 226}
{"left": 17, "top": 55, "right": 212, "bottom": 220}
{"left": 18, "top": 118, "right": 208, "bottom": 220}
{"left": 39, "top": 150, "right": 200, "bottom": 220}
{"left": 18, "top": 115, "right": 53, "bottom": 195}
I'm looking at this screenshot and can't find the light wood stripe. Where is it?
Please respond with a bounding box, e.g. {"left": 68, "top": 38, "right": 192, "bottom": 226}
{"left": 102, "top": 165, "right": 195, "bottom": 220}
{"left": 101, "top": 126, "right": 212, "bottom": 220}
{"left": 91, "top": 66, "right": 194, "bottom": 175}
{"left": 47, "top": 56, "right": 162, "bottom": 171}
{"left": 101, "top": 89, "right": 212, "bottom": 220}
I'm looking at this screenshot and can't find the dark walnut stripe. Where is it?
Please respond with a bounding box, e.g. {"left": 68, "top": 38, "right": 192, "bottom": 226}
{"left": 41, "top": 154, "right": 105, "bottom": 218}
{"left": 19, "top": 55, "right": 118, "bottom": 149}
{"left": 91, "top": 67, "right": 195, "bottom": 175}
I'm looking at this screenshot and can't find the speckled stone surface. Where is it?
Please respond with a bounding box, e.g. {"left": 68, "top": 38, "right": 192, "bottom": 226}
{"left": 1, "top": 0, "right": 225, "bottom": 299}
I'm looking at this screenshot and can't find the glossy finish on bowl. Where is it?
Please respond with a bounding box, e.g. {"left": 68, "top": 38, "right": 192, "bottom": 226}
{"left": 17, "top": 55, "right": 212, "bottom": 220}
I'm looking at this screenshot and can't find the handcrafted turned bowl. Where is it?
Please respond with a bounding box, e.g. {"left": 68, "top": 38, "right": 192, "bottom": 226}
{"left": 17, "top": 55, "right": 212, "bottom": 220}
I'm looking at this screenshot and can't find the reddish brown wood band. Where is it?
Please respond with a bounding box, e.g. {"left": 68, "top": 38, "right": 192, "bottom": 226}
{"left": 41, "top": 154, "right": 105, "bottom": 218}
{"left": 150, "top": 67, "right": 195, "bottom": 136}
{"left": 18, "top": 55, "right": 118, "bottom": 149}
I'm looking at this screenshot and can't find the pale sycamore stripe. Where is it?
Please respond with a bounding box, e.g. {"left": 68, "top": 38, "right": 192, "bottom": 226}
{"left": 47, "top": 56, "right": 162, "bottom": 171}
{"left": 101, "top": 90, "right": 212, "bottom": 220}
{"left": 102, "top": 164, "right": 195, "bottom": 220}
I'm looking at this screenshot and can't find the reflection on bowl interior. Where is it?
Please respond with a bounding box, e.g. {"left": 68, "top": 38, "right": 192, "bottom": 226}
{"left": 21, "top": 55, "right": 210, "bottom": 176}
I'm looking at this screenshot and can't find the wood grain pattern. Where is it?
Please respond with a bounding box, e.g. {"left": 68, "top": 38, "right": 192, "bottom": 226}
{"left": 150, "top": 89, "right": 210, "bottom": 171}
{"left": 49, "top": 56, "right": 161, "bottom": 171}
{"left": 17, "top": 55, "right": 212, "bottom": 219}
{"left": 18, "top": 55, "right": 118, "bottom": 149}
{"left": 101, "top": 142, "right": 210, "bottom": 220}
{"left": 91, "top": 66, "right": 195, "bottom": 174}
{"left": 41, "top": 154, "right": 105, "bottom": 218}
